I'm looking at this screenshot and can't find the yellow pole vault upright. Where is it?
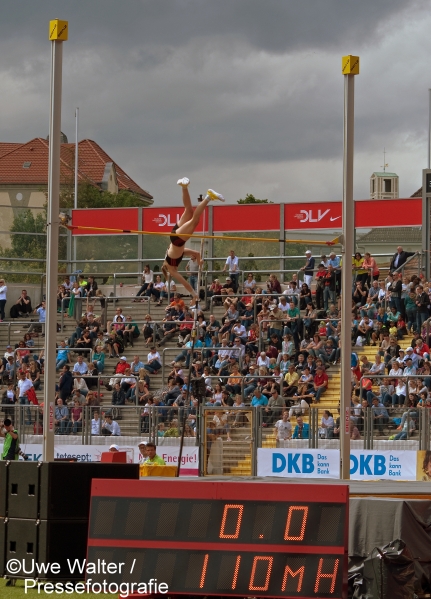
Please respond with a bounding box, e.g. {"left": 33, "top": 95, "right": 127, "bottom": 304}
{"left": 340, "top": 54, "right": 359, "bottom": 480}
{"left": 43, "top": 19, "right": 68, "bottom": 462}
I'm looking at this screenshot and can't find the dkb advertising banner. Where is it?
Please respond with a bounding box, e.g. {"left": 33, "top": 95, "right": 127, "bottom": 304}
{"left": 258, "top": 449, "right": 421, "bottom": 481}
{"left": 257, "top": 448, "right": 340, "bottom": 479}
{"left": 350, "top": 450, "right": 417, "bottom": 481}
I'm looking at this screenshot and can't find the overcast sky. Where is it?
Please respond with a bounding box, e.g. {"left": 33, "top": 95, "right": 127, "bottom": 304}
{"left": 1, "top": 0, "right": 430, "bottom": 205}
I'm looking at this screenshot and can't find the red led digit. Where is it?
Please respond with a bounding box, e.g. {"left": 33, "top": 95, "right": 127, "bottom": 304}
{"left": 281, "top": 565, "right": 304, "bottom": 592}
{"left": 219, "top": 504, "right": 244, "bottom": 539}
{"left": 199, "top": 554, "right": 209, "bottom": 589}
{"left": 284, "top": 506, "right": 309, "bottom": 541}
{"left": 314, "top": 558, "right": 339, "bottom": 594}
{"left": 231, "top": 555, "right": 241, "bottom": 590}
{"left": 248, "top": 556, "right": 273, "bottom": 592}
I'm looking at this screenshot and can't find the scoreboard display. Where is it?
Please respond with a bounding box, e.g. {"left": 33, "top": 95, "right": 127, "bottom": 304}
{"left": 88, "top": 480, "right": 348, "bottom": 598}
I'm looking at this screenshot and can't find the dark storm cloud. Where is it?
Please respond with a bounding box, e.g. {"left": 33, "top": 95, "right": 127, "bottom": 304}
{"left": 0, "top": 0, "right": 429, "bottom": 202}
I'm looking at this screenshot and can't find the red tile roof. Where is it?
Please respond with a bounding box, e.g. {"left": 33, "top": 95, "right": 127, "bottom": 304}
{"left": 0, "top": 137, "right": 153, "bottom": 202}
{"left": 0, "top": 143, "right": 21, "bottom": 158}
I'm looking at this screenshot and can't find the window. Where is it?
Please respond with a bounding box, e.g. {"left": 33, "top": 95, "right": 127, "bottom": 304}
{"left": 23, "top": 161, "right": 31, "bottom": 168}
{"left": 384, "top": 179, "right": 392, "bottom": 193}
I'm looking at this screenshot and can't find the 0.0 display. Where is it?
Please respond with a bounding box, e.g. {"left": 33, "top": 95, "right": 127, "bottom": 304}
{"left": 89, "top": 497, "right": 345, "bottom": 546}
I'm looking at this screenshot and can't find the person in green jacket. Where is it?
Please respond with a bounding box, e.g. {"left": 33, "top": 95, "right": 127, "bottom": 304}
{"left": 143, "top": 442, "right": 166, "bottom": 465}
{"left": 0, "top": 419, "right": 19, "bottom": 460}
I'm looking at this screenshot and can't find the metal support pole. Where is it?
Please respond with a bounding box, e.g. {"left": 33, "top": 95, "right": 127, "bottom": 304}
{"left": 73, "top": 107, "right": 78, "bottom": 272}
{"left": 43, "top": 20, "right": 68, "bottom": 462}
{"left": 279, "top": 204, "right": 285, "bottom": 276}
{"left": 138, "top": 208, "right": 144, "bottom": 281}
{"left": 340, "top": 55, "right": 359, "bottom": 480}
{"left": 428, "top": 89, "right": 431, "bottom": 170}
{"left": 207, "top": 205, "right": 214, "bottom": 264}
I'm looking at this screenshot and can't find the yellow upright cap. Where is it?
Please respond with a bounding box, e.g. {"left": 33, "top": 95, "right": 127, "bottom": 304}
{"left": 49, "top": 19, "right": 68, "bottom": 41}
{"left": 342, "top": 55, "right": 359, "bottom": 75}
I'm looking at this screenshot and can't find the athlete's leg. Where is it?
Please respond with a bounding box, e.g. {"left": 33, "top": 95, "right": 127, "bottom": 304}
{"left": 176, "top": 193, "right": 214, "bottom": 236}
{"left": 176, "top": 178, "right": 193, "bottom": 227}
{"left": 164, "top": 262, "right": 198, "bottom": 299}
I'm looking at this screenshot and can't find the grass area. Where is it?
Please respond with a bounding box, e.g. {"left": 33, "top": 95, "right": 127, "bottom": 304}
{"left": 0, "top": 578, "right": 96, "bottom": 599}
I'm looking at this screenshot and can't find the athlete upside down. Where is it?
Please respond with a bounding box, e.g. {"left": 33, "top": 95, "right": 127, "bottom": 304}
{"left": 162, "top": 178, "right": 224, "bottom": 299}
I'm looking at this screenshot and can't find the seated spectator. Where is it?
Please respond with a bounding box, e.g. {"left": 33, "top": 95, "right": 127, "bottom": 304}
{"left": 56, "top": 340, "right": 70, "bottom": 371}
{"left": 112, "top": 382, "right": 126, "bottom": 406}
{"left": 243, "top": 365, "right": 258, "bottom": 398}
{"left": 274, "top": 411, "right": 292, "bottom": 444}
{"left": 28, "top": 361, "right": 41, "bottom": 391}
{"left": 225, "top": 363, "right": 242, "bottom": 396}
{"left": 106, "top": 331, "right": 124, "bottom": 358}
{"left": 101, "top": 413, "right": 121, "bottom": 436}
{"left": 371, "top": 397, "right": 389, "bottom": 432}
{"left": 299, "top": 283, "right": 312, "bottom": 309}
{"left": 72, "top": 355, "right": 88, "bottom": 376}
{"left": 54, "top": 398, "right": 69, "bottom": 434}
{"left": 356, "top": 315, "right": 373, "bottom": 345}
{"left": 105, "top": 356, "right": 130, "bottom": 390}
{"left": 74, "top": 330, "right": 93, "bottom": 356}
{"left": 71, "top": 388, "right": 86, "bottom": 405}
{"left": 251, "top": 387, "right": 268, "bottom": 408}
{"left": 283, "top": 364, "right": 299, "bottom": 398}
{"left": 143, "top": 347, "right": 162, "bottom": 374}
{"left": 68, "top": 399, "right": 83, "bottom": 434}
{"left": 320, "top": 410, "right": 334, "bottom": 439}
{"left": 292, "top": 416, "right": 309, "bottom": 439}
{"left": 262, "top": 389, "right": 285, "bottom": 425}
{"left": 91, "top": 345, "right": 105, "bottom": 374}
{"left": 73, "top": 375, "right": 89, "bottom": 397}
{"left": 414, "top": 338, "right": 430, "bottom": 361}
{"left": 311, "top": 365, "right": 328, "bottom": 403}
{"left": 207, "top": 279, "right": 223, "bottom": 305}
{"left": 122, "top": 315, "right": 140, "bottom": 348}
{"left": 10, "top": 289, "right": 33, "bottom": 319}
{"left": 244, "top": 273, "right": 256, "bottom": 293}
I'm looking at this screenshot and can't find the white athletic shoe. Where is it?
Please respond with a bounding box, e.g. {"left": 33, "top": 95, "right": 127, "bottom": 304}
{"left": 177, "top": 177, "right": 190, "bottom": 187}
{"left": 206, "top": 189, "right": 225, "bottom": 202}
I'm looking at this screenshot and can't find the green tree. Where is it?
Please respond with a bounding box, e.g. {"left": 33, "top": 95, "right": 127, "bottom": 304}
{"left": 59, "top": 182, "right": 145, "bottom": 210}
{"left": 237, "top": 193, "right": 273, "bottom": 204}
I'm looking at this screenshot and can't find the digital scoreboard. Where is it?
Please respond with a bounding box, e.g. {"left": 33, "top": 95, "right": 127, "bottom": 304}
{"left": 88, "top": 480, "right": 348, "bottom": 598}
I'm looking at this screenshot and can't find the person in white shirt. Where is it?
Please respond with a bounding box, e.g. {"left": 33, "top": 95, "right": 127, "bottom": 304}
{"left": 91, "top": 411, "right": 101, "bottom": 435}
{"left": 135, "top": 265, "right": 154, "bottom": 299}
{"left": 391, "top": 381, "right": 406, "bottom": 407}
{"left": 143, "top": 347, "right": 162, "bottom": 374}
{"left": 73, "top": 375, "right": 89, "bottom": 396}
{"left": 257, "top": 351, "right": 270, "bottom": 369}
{"left": 320, "top": 410, "right": 335, "bottom": 439}
{"left": 274, "top": 411, "right": 292, "bottom": 444}
{"left": 73, "top": 355, "right": 89, "bottom": 375}
{"left": 101, "top": 414, "right": 121, "bottom": 436}
{"left": 388, "top": 361, "right": 404, "bottom": 378}
{"left": 278, "top": 296, "right": 289, "bottom": 313}
{"left": 357, "top": 317, "right": 373, "bottom": 344}
{"left": 17, "top": 371, "right": 34, "bottom": 424}
{"left": 137, "top": 441, "right": 147, "bottom": 463}
{"left": 223, "top": 250, "right": 239, "bottom": 292}
{"left": 0, "top": 278, "right": 7, "bottom": 321}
